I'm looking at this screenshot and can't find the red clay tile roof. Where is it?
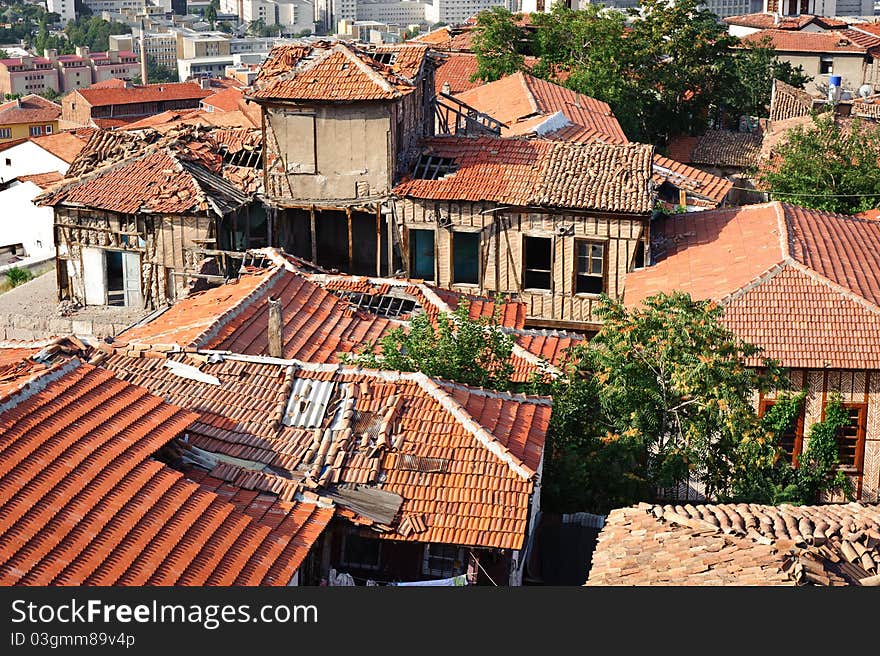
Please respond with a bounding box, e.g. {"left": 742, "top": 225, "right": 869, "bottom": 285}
{"left": 455, "top": 71, "right": 628, "bottom": 145}
{"left": 426, "top": 285, "right": 526, "bottom": 328}
{"left": 201, "top": 86, "right": 246, "bottom": 113}
{"left": 100, "top": 351, "right": 549, "bottom": 550}
{"left": 723, "top": 13, "right": 849, "bottom": 30}
{"left": 434, "top": 53, "right": 482, "bottom": 95}
{"left": 75, "top": 81, "right": 212, "bottom": 108}
{"left": 411, "top": 26, "right": 475, "bottom": 51}
{"left": 37, "top": 147, "right": 251, "bottom": 216}
{"left": 395, "top": 137, "right": 654, "bottom": 213}
{"left": 665, "top": 135, "right": 699, "bottom": 163}
{"left": 250, "top": 42, "right": 424, "bottom": 102}
{"left": 0, "top": 355, "right": 333, "bottom": 585}
{"left": 586, "top": 502, "right": 880, "bottom": 586}
{"left": 0, "top": 94, "right": 61, "bottom": 126}
{"left": 511, "top": 328, "right": 583, "bottom": 370}
{"left": 690, "top": 129, "right": 763, "bottom": 169}
{"left": 740, "top": 28, "right": 880, "bottom": 54}
{"left": 625, "top": 202, "right": 880, "bottom": 369}
{"left": 30, "top": 131, "right": 87, "bottom": 163}
{"left": 652, "top": 154, "right": 733, "bottom": 206}
{"left": 374, "top": 43, "right": 430, "bottom": 80}
{"left": 769, "top": 78, "right": 818, "bottom": 123}
{"left": 17, "top": 171, "right": 63, "bottom": 189}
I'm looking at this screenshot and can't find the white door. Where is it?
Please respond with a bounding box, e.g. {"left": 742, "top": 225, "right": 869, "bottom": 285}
{"left": 81, "top": 247, "right": 107, "bottom": 306}
{"left": 122, "top": 251, "right": 143, "bottom": 307}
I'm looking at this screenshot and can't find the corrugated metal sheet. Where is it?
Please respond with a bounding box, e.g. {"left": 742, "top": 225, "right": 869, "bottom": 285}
{"left": 283, "top": 378, "right": 335, "bottom": 428}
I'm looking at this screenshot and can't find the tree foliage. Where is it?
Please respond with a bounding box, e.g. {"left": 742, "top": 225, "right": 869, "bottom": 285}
{"left": 132, "top": 54, "right": 178, "bottom": 84}
{"left": 473, "top": 2, "right": 810, "bottom": 143}
{"left": 539, "top": 293, "right": 851, "bottom": 513}
{"left": 759, "top": 114, "right": 880, "bottom": 214}
{"left": 723, "top": 34, "right": 812, "bottom": 121}
{"left": 470, "top": 7, "right": 526, "bottom": 83}
{"left": 341, "top": 300, "right": 516, "bottom": 391}
{"left": 6, "top": 267, "right": 33, "bottom": 288}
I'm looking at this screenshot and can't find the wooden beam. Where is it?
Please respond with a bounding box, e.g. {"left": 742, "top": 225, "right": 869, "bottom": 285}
{"left": 268, "top": 297, "right": 283, "bottom": 358}
{"left": 310, "top": 205, "right": 317, "bottom": 264}
{"left": 346, "top": 206, "right": 353, "bottom": 272}
{"left": 376, "top": 206, "right": 382, "bottom": 278}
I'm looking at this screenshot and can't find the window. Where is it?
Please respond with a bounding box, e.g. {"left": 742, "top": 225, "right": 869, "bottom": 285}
{"left": 4, "top": 158, "right": 11, "bottom": 166}
{"left": 575, "top": 240, "right": 605, "bottom": 295}
{"left": 340, "top": 532, "right": 381, "bottom": 570}
{"left": 44, "top": 124, "right": 52, "bottom": 134}
{"left": 452, "top": 231, "right": 479, "bottom": 285}
{"left": 820, "top": 56, "right": 833, "bottom": 75}
{"left": 759, "top": 399, "right": 805, "bottom": 465}
{"left": 523, "top": 236, "right": 552, "bottom": 290}
{"left": 836, "top": 403, "right": 867, "bottom": 472}
{"left": 0, "top": 129, "right": 10, "bottom": 139}
{"left": 633, "top": 239, "right": 646, "bottom": 270}
{"left": 29, "top": 126, "right": 43, "bottom": 136}
{"left": 409, "top": 229, "right": 435, "bottom": 281}
{"left": 422, "top": 544, "right": 465, "bottom": 578}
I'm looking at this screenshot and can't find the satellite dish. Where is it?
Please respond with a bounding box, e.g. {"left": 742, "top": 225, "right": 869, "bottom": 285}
{"left": 859, "top": 84, "right": 872, "bottom": 99}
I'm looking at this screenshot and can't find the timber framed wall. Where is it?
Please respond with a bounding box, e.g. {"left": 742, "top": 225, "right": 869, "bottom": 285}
{"left": 54, "top": 206, "right": 217, "bottom": 309}
{"left": 394, "top": 197, "right": 649, "bottom": 326}
{"left": 761, "top": 369, "right": 880, "bottom": 503}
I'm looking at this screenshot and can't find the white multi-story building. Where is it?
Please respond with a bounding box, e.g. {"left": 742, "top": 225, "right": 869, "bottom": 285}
{"left": 424, "top": 0, "right": 514, "bottom": 27}
{"left": 355, "top": 0, "right": 426, "bottom": 24}
{"left": 110, "top": 32, "right": 179, "bottom": 71}
{"left": 46, "top": 0, "right": 76, "bottom": 24}
{"left": 84, "top": 0, "right": 149, "bottom": 13}
{"left": 237, "top": 0, "right": 317, "bottom": 34}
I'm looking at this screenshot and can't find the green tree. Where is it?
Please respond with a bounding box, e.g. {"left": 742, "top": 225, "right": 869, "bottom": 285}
{"left": 723, "top": 34, "right": 812, "bottom": 120}
{"left": 38, "top": 87, "right": 60, "bottom": 101}
{"left": 540, "top": 292, "right": 792, "bottom": 512}
{"left": 470, "top": 7, "right": 526, "bottom": 83}
{"left": 132, "top": 54, "right": 179, "bottom": 84}
{"left": 759, "top": 114, "right": 880, "bottom": 214}
{"left": 204, "top": 4, "right": 217, "bottom": 29}
{"left": 342, "top": 300, "right": 516, "bottom": 391}
{"left": 6, "top": 267, "right": 33, "bottom": 288}
{"left": 0, "top": 49, "right": 9, "bottom": 59}
{"left": 217, "top": 21, "right": 233, "bottom": 34}
{"left": 247, "top": 18, "right": 267, "bottom": 37}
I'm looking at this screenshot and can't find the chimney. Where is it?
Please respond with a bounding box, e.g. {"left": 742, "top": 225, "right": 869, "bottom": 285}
{"left": 139, "top": 20, "right": 148, "bottom": 85}
{"left": 43, "top": 48, "right": 57, "bottom": 60}
{"left": 442, "top": 81, "right": 451, "bottom": 96}
{"left": 199, "top": 77, "right": 211, "bottom": 90}
{"left": 75, "top": 46, "right": 89, "bottom": 57}
{"left": 268, "top": 297, "right": 283, "bottom": 358}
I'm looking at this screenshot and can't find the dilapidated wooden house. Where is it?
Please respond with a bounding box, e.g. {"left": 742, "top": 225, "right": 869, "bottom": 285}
{"left": 35, "top": 126, "right": 262, "bottom": 309}
{"left": 392, "top": 137, "right": 655, "bottom": 330}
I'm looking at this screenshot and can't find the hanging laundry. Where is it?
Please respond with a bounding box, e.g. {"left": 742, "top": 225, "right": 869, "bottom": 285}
{"left": 393, "top": 574, "right": 468, "bottom": 587}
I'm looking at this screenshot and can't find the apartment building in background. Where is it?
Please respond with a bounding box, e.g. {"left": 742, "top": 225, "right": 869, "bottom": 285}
{"left": 45, "top": 0, "right": 77, "bottom": 24}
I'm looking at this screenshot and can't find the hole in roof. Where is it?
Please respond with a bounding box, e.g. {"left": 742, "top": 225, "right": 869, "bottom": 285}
{"left": 412, "top": 154, "right": 458, "bottom": 180}
{"left": 372, "top": 52, "right": 398, "bottom": 66}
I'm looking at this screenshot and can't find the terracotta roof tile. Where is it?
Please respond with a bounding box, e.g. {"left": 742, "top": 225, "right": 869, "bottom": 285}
{"left": 769, "top": 78, "right": 817, "bottom": 123}
{"left": 0, "top": 355, "right": 332, "bottom": 586}
{"left": 75, "top": 81, "right": 212, "bottom": 108}
{"left": 723, "top": 13, "right": 846, "bottom": 30}
{"left": 625, "top": 202, "right": 880, "bottom": 369}
{"left": 455, "top": 71, "right": 628, "bottom": 144}
{"left": 250, "top": 42, "right": 426, "bottom": 102}
{"left": 0, "top": 94, "right": 61, "bottom": 126}
{"left": 100, "top": 352, "right": 549, "bottom": 550}
{"left": 587, "top": 502, "right": 880, "bottom": 586}
{"left": 690, "top": 129, "right": 763, "bottom": 169}
{"left": 411, "top": 26, "right": 475, "bottom": 51}
{"left": 652, "top": 154, "right": 733, "bottom": 206}
{"left": 395, "top": 137, "right": 653, "bottom": 213}
{"left": 29, "top": 131, "right": 88, "bottom": 163}
{"left": 16, "top": 171, "right": 63, "bottom": 189}
{"left": 740, "top": 28, "right": 880, "bottom": 54}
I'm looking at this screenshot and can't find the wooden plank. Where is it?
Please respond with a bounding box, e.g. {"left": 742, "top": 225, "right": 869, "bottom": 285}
{"left": 310, "top": 205, "right": 317, "bottom": 264}
{"left": 268, "top": 297, "right": 283, "bottom": 358}
{"left": 346, "top": 206, "right": 353, "bottom": 271}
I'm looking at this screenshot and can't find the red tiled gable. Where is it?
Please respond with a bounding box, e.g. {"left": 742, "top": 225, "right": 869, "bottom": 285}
{"left": 454, "top": 72, "right": 628, "bottom": 144}
{"left": 625, "top": 202, "right": 880, "bottom": 369}
{"left": 723, "top": 13, "right": 835, "bottom": 30}
{"left": 17, "top": 171, "right": 63, "bottom": 189}
{"left": 75, "top": 81, "right": 212, "bottom": 108}
{"left": 0, "top": 357, "right": 332, "bottom": 586}
{"left": 512, "top": 329, "right": 584, "bottom": 370}
{"left": 769, "top": 78, "right": 817, "bottom": 123}
{"left": 201, "top": 86, "right": 245, "bottom": 112}
{"left": 652, "top": 154, "right": 733, "bottom": 206}
{"left": 30, "top": 131, "right": 87, "bottom": 163}
{"left": 100, "top": 352, "right": 549, "bottom": 550}
{"left": 665, "top": 135, "right": 699, "bottom": 164}
{"left": 0, "top": 94, "right": 61, "bottom": 126}
{"left": 250, "top": 43, "right": 420, "bottom": 102}
{"left": 37, "top": 147, "right": 250, "bottom": 216}
{"left": 374, "top": 43, "right": 430, "bottom": 80}
{"left": 395, "top": 137, "right": 653, "bottom": 213}
{"left": 740, "top": 29, "right": 880, "bottom": 54}
{"left": 411, "top": 26, "right": 475, "bottom": 51}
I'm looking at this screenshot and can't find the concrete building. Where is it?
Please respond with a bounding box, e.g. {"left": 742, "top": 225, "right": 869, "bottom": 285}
{"left": 110, "top": 32, "right": 179, "bottom": 71}
{"left": 354, "top": 0, "right": 427, "bottom": 25}
{"left": 178, "top": 51, "right": 266, "bottom": 80}
{"left": 84, "top": 0, "right": 149, "bottom": 12}
{"left": 87, "top": 50, "right": 142, "bottom": 85}
{"left": 51, "top": 52, "right": 96, "bottom": 93}
{"left": 0, "top": 56, "right": 60, "bottom": 97}
{"left": 239, "top": 0, "right": 316, "bottom": 35}
{"left": 425, "top": 0, "right": 513, "bottom": 27}
{"left": 46, "top": 0, "right": 77, "bottom": 24}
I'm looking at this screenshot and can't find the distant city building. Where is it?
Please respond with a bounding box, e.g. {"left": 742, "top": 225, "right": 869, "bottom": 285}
{"left": 45, "top": 0, "right": 77, "bottom": 24}
{"left": 354, "top": 0, "right": 427, "bottom": 25}
{"left": 425, "top": 0, "right": 513, "bottom": 26}
{"left": 83, "top": 0, "right": 150, "bottom": 13}
{"left": 110, "top": 32, "right": 179, "bottom": 71}
{"left": 0, "top": 56, "right": 59, "bottom": 97}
